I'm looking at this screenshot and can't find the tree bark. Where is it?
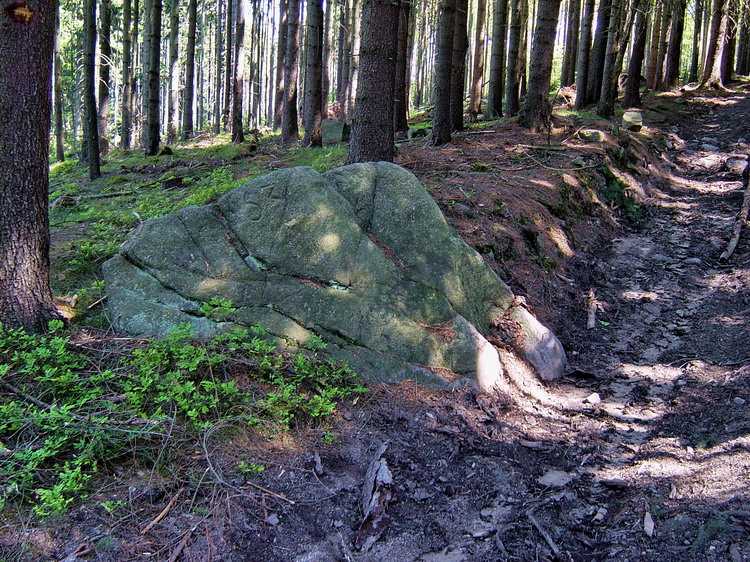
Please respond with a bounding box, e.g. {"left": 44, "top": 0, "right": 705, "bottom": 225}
{"left": 213, "top": 0, "right": 223, "bottom": 133}
{"left": 690, "top": 0, "right": 703, "bottom": 81}
{"left": 182, "top": 0, "right": 197, "bottom": 139}
{"left": 519, "top": 0, "right": 562, "bottom": 130}
{"left": 98, "top": 0, "right": 112, "bottom": 154}
{"left": 574, "top": 0, "right": 594, "bottom": 108}
{"left": 347, "top": 0, "right": 400, "bottom": 162}
{"left": 232, "top": 0, "right": 246, "bottom": 143}
{"left": 273, "top": 0, "right": 287, "bottom": 128}
{"left": 432, "top": 0, "right": 456, "bottom": 144}
{"left": 393, "top": 0, "right": 411, "bottom": 133}
{"left": 720, "top": 0, "right": 736, "bottom": 83}
{"left": 701, "top": 0, "right": 729, "bottom": 87}
{"left": 585, "top": 0, "right": 611, "bottom": 104}
{"left": 504, "top": 0, "right": 522, "bottom": 115}
{"left": 597, "top": 0, "right": 638, "bottom": 116}
{"left": 145, "top": 0, "right": 162, "bottom": 155}
{"left": 736, "top": 0, "right": 749, "bottom": 75}
{"left": 121, "top": 0, "right": 134, "bottom": 149}
{"left": 54, "top": 6, "right": 65, "bottom": 162}
{"left": 347, "top": 0, "right": 362, "bottom": 118}
{"left": 663, "top": 0, "right": 686, "bottom": 86}
{"left": 336, "top": 0, "right": 350, "bottom": 103}
{"left": 646, "top": 0, "right": 662, "bottom": 88}
{"left": 83, "top": 0, "right": 101, "bottom": 177}
{"left": 0, "top": 0, "right": 60, "bottom": 330}
{"left": 469, "top": 0, "right": 486, "bottom": 116}
{"left": 560, "top": 0, "right": 580, "bottom": 86}
{"left": 486, "top": 0, "right": 509, "bottom": 117}
{"left": 322, "top": 0, "right": 332, "bottom": 117}
{"left": 282, "top": 0, "right": 300, "bottom": 143}
{"left": 303, "top": 0, "right": 324, "bottom": 146}
{"left": 624, "top": 4, "right": 647, "bottom": 106}
{"left": 450, "top": 0, "right": 468, "bottom": 130}
{"left": 654, "top": 1, "right": 672, "bottom": 89}
{"left": 223, "top": 0, "right": 233, "bottom": 130}
{"left": 167, "top": 0, "right": 180, "bottom": 144}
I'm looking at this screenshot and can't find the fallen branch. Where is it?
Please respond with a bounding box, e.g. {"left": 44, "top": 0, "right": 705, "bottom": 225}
{"left": 526, "top": 510, "right": 562, "bottom": 559}
{"left": 720, "top": 159, "right": 750, "bottom": 260}
{"left": 141, "top": 487, "right": 185, "bottom": 535}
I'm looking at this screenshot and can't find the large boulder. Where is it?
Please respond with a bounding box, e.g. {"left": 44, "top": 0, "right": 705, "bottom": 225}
{"left": 104, "top": 163, "right": 566, "bottom": 390}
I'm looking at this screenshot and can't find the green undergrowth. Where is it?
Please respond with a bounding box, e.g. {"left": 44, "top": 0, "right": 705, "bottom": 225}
{"left": 601, "top": 166, "right": 642, "bottom": 222}
{"left": 0, "top": 321, "right": 365, "bottom": 517}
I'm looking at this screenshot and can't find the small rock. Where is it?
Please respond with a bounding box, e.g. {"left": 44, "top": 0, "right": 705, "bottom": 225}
{"left": 265, "top": 513, "right": 280, "bottom": 526}
{"left": 734, "top": 397, "right": 746, "bottom": 406}
{"left": 701, "top": 143, "right": 719, "bottom": 152}
{"left": 537, "top": 470, "right": 573, "bottom": 488}
{"left": 684, "top": 257, "right": 702, "bottom": 265}
{"left": 584, "top": 392, "right": 602, "bottom": 405}
{"left": 644, "top": 511, "right": 655, "bottom": 537}
{"left": 725, "top": 157, "right": 747, "bottom": 175}
{"left": 465, "top": 520, "right": 497, "bottom": 539}
{"left": 592, "top": 507, "right": 608, "bottom": 522}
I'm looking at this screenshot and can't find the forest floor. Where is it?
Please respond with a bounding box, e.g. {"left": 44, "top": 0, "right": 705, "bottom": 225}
{"left": 2, "top": 83, "right": 749, "bottom": 561}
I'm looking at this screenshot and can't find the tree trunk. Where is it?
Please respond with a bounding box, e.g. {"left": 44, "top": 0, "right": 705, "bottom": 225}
{"left": 574, "top": 0, "right": 594, "bottom": 108}
{"left": 167, "top": 0, "right": 180, "bottom": 144}
{"left": 223, "top": 0, "right": 233, "bottom": 130}
{"left": 450, "top": 0, "right": 468, "bottom": 130}
{"left": 597, "top": 0, "right": 638, "bottom": 116}
{"left": 432, "top": 0, "right": 456, "bottom": 144}
{"left": 690, "top": 0, "right": 704, "bottom": 81}
{"left": 121, "top": 0, "right": 134, "bottom": 149}
{"left": 519, "top": 0, "right": 562, "bottom": 130}
{"left": 517, "top": 0, "right": 528, "bottom": 98}
{"left": 393, "top": 0, "right": 411, "bottom": 133}
{"left": 303, "top": 0, "right": 324, "bottom": 146}
{"left": 141, "top": 0, "right": 152, "bottom": 148}
{"left": 98, "top": 0, "right": 112, "bottom": 154}
{"left": 504, "top": 0, "right": 522, "bottom": 115}
{"left": 720, "top": 0, "right": 737, "bottom": 82}
{"left": 212, "top": 0, "right": 223, "bottom": 133}
{"left": 54, "top": 6, "right": 65, "bottom": 162}
{"left": 585, "top": 0, "right": 611, "bottom": 103}
{"left": 663, "top": 0, "right": 686, "bottom": 86}
{"left": 84, "top": 0, "right": 101, "bottom": 177}
{"left": 701, "top": 0, "right": 729, "bottom": 87}
{"left": 737, "top": 0, "right": 749, "bottom": 75}
{"left": 347, "top": 0, "right": 362, "bottom": 118}
{"left": 646, "top": 0, "right": 662, "bottom": 88}
{"left": 0, "top": 0, "right": 60, "bottom": 330}
{"left": 469, "top": 0, "right": 486, "bottom": 116}
{"left": 282, "top": 0, "right": 300, "bottom": 143}
{"left": 336, "top": 0, "right": 350, "bottom": 103}
{"left": 624, "top": 4, "right": 647, "bottom": 106}
{"left": 182, "top": 0, "right": 197, "bottom": 139}
{"left": 322, "top": 0, "right": 332, "bottom": 117}
{"left": 274, "top": 0, "right": 287, "bottom": 129}
{"left": 654, "top": 2, "right": 671, "bottom": 89}
{"left": 347, "top": 0, "right": 400, "bottom": 162}
{"left": 145, "top": 0, "right": 162, "bottom": 155}
{"left": 486, "top": 0, "right": 509, "bottom": 117}
{"left": 560, "top": 0, "right": 580, "bottom": 86}
{"left": 232, "top": 0, "right": 246, "bottom": 143}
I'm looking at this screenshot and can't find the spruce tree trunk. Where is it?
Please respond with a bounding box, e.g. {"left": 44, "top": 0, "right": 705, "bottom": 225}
{"left": 574, "top": 0, "right": 594, "bottom": 108}
{"left": 121, "top": 0, "right": 134, "bottom": 148}
{"left": 145, "top": 0, "right": 162, "bottom": 155}
{"left": 504, "top": 0, "right": 522, "bottom": 115}
{"left": 646, "top": 0, "right": 663, "bottom": 88}
{"left": 0, "top": 0, "right": 61, "bottom": 330}
{"left": 54, "top": 6, "right": 65, "bottom": 162}
{"left": 347, "top": 0, "right": 400, "bottom": 162}
{"left": 624, "top": 5, "right": 647, "bottom": 106}
{"left": 486, "top": 0, "right": 509, "bottom": 117}
{"left": 560, "top": 0, "right": 580, "bottom": 86}
{"left": 84, "top": 0, "right": 101, "bottom": 177}
{"left": 736, "top": 0, "right": 749, "bottom": 75}
{"left": 213, "top": 0, "right": 223, "bottom": 133}
{"left": 517, "top": 0, "right": 528, "bottom": 98}
{"left": 664, "top": 0, "right": 686, "bottom": 87}
{"left": 393, "top": 0, "right": 411, "bottom": 134}
{"left": 223, "top": 0, "right": 233, "bottom": 130}
{"left": 719, "top": 0, "right": 736, "bottom": 83}
{"left": 585, "top": 0, "right": 611, "bottom": 104}
{"left": 432, "top": 0, "right": 457, "bottom": 144}
{"left": 141, "top": 0, "right": 152, "bottom": 147}
{"left": 167, "top": 0, "right": 180, "bottom": 144}
{"left": 701, "top": 0, "right": 728, "bottom": 87}
{"left": 274, "top": 0, "right": 287, "bottom": 129}
{"left": 654, "top": 3, "right": 672, "bottom": 89}
{"left": 322, "top": 0, "right": 332, "bottom": 117}
{"left": 347, "top": 0, "right": 362, "bottom": 118}
{"left": 303, "top": 0, "right": 324, "bottom": 146}
{"left": 450, "top": 0, "right": 468, "bottom": 130}
{"left": 597, "top": 0, "right": 638, "bottom": 116}
{"left": 282, "top": 0, "right": 300, "bottom": 143}
{"left": 690, "top": 0, "right": 704, "bottom": 81}
{"left": 469, "top": 0, "right": 486, "bottom": 116}
{"left": 183, "top": 0, "right": 197, "bottom": 139}
{"left": 519, "top": 0, "right": 562, "bottom": 130}
{"left": 336, "top": 0, "right": 350, "bottom": 103}
{"left": 98, "top": 0, "right": 112, "bottom": 154}
{"left": 232, "top": 0, "right": 246, "bottom": 143}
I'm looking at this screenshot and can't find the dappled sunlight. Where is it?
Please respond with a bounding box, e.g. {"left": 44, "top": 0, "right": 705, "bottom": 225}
{"left": 318, "top": 233, "right": 341, "bottom": 253}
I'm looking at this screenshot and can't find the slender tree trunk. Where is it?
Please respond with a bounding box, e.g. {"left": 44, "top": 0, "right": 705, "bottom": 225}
{"left": 223, "top": 0, "right": 233, "bottom": 129}
{"left": 701, "top": 0, "right": 728, "bottom": 87}
{"left": 274, "top": 0, "right": 287, "bottom": 128}
{"left": 586, "top": 0, "right": 611, "bottom": 103}
{"left": 141, "top": 0, "right": 152, "bottom": 147}
{"left": 98, "top": 0, "right": 112, "bottom": 154}
{"left": 393, "top": 0, "right": 411, "bottom": 133}
{"left": 282, "top": 0, "right": 300, "bottom": 142}
{"left": 646, "top": 0, "right": 663, "bottom": 88}
{"left": 167, "top": 0, "right": 180, "bottom": 143}
{"left": 654, "top": 2, "right": 671, "bottom": 89}
{"left": 336, "top": 0, "right": 350, "bottom": 103}
{"left": 519, "top": 0, "right": 562, "bottom": 130}
{"left": 736, "top": 0, "right": 749, "bottom": 75}
{"left": 597, "top": 0, "right": 638, "bottom": 116}
{"left": 232, "top": 0, "right": 246, "bottom": 142}
{"left": 504, "top": 0, "right": 522, "bottom": 115}
{"left": 145, "top": 0, "right": 162, "bottom": 155}
{"left": 469, "top": 0, "right": 486, "bottom": 116}
{"left": 574, "top": 0, "right": 595, "bottom": 108}
{"left": 720, "top": 0, "right": 736, "bottom": 82}
{"left": 517, "top": 0, "right": 528, "bottom": 98}
{"left": 54, "top": 6, "right": 65, "bottom": 162}
{"left": 0, "top": 0, "right": 60, "bottom": 330}
{"left": 347, "top": 0, "right": 400, "bottom": 162}
{"left": 182, "top": 0, "right": 197, "bottom": 138}
{"left": 487, "top": 0, "right": 509, "bottom": 117}
{"left": 347, "top": 0, "right": 362, "bottom": 118}
{"left": 624, "top": 4, "right": 647, "bottom": 106}
{"left": 322, "top": 0, "right": 332, "bottom": 116}
{"left": 213, "top": 0, "right": 223, "bottom": 133}
{"left": 84, "top": 0, "right": 101, "bottom": 177}
{"left": 561, "top": 0, "right": 580, "bottom": 86}
{"left": 121, "top": 0, "right": 134, "bottom": 148}
{"left": 690, "top": 0, "right": 704, "bottom": 80}
{"left": 303, "top": 0, "right": 324, "bottom": 145}
{"left": 450, "top": 0, "right": 468, "bottom": 130}
{"left": 664, "top": 0, "right": 686, "bottom": 86}
{"left": 432, "top": 0, "right": 457, "bottom": 144}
